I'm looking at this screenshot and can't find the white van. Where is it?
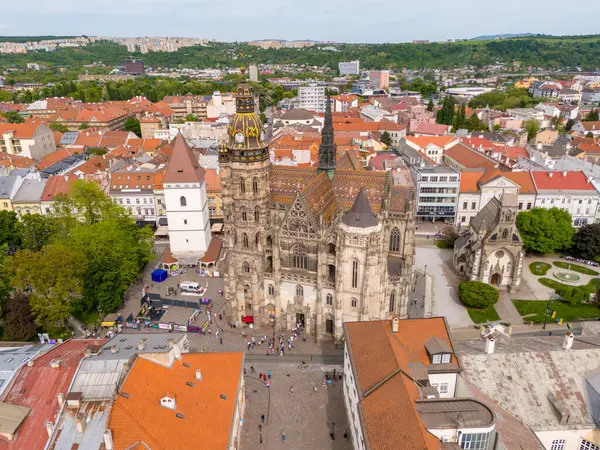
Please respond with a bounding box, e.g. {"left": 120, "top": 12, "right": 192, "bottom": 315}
{"left": 180, "top": 282, "right": 204, "bottom": 293}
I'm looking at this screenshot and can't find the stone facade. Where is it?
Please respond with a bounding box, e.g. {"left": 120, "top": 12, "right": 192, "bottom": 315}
{"left": 220, "top": 85, "right": 416, "bottom": 341}
{"left": 453, "top": 193, "right": 524, "bottom": 291}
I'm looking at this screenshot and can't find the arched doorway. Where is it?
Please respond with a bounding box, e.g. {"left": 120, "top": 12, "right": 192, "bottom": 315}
{"left": 490, "top": 273, "right": 500, "bottom": 286}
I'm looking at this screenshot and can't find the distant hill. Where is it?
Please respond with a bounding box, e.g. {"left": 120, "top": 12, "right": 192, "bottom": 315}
{"left": 469, "top": 33, "right": 537, "bottom": 41}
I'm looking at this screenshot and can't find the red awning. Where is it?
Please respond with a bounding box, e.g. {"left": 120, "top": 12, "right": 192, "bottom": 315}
{"left": 242, "top": 316, "right": 254, "bottom": 324}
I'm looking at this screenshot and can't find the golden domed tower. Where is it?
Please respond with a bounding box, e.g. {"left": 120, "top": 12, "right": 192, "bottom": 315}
{"left": 220, "top": 83, "right": 272, "bottom": 327}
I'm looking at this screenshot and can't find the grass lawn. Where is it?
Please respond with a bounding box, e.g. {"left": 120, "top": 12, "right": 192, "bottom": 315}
{"left": 467, "top": 305, "right": 500, "bottom": 324}
{"left": 513, "top": 299, "right": 600, "bottom": 324}
{"left": 538, "top": 277, "right": 600, "bottom": 294}
{"left": 435, "top": 240, "right": 453, "bottom": 249}
{"left": 529, "top": 262, "right": 551, "bottom": 276}
{"left": 553, "top": 261, "right": 599, "bottom": 276}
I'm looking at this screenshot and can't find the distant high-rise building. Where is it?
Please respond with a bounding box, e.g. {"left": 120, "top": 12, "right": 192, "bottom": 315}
{"left": 249, "top": 64, "right": 259, "bottom": 82}
{"left": 124, "top": 59, "right": 145, "bottom": 76}
{"left": 338, "top": 60, "right": 360, "bottom": 76}
{"left": 369, "top": 70, "right": 390, "bottom": 89}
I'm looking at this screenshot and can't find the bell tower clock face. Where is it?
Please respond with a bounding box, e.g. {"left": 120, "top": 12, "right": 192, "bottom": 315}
{"left": 234, "top": 132, "right": 245, "bottom": 143}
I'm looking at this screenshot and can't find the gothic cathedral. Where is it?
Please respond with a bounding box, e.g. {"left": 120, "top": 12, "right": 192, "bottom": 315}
{"left": 219, "top": 84, "right": 416, "bottom": 341}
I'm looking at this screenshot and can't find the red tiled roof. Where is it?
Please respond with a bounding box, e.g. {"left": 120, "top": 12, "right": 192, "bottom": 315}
{"left": 204, "top": 169, "right": 221, "bottom": 192}
{"left": 39, "top": 148, "right": 75, "bottom": 170}
{"left": 581, "top": 121, "right": 600, "bottom": 131}
{"left": 406, "top": 136, "right": 458, "bottom": 149}
{"left": 444, "top": 143, "right": 498, "bottom": 170}
{"left": 532, "top": 170, "right": 596, "bottom": 191}
{"left": 0, "top": 339, "right": 106, "bottom": 450}
{"left": 459, "top": 171, "right": 484, "bottom": 193}
{"left": 41, "top": 174, "right": 78, "bottom": 201}
{"left": 163, "top": 134, "right": 205, "bottom": 184}
{"left": 0, "top": 123, "right": 40, "bottom": 139}
{"left": 200, "top": 238, "right": 223, "bottom": 263}
{"left": 414, "top": 123, "right": 451, "bottom": 135}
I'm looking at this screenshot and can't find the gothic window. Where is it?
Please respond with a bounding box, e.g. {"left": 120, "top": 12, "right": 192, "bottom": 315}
{"left": 268, "top": 284, "right": 275, "bottom": 296}
{"left": 266, "top": 235, "right": 272, "bottom": 247}
{"left": 241, "top": 207, "right": 247, "bottom": 222}
{"left": 266, "top": 256, "right": 273, "bottom": 273}
{"left": 240, "top": 179, "right": 246, "bottom": 194}
{"left": 351, "top": 297, "right": 358, "bottom": 308}
{"left": 352, "top": 260, "right": 359, "bottom": 288}
{"left": 253, "top": 177, "right": 259, "bottom": 194}
{"left": 242, "top": 261, "right": 250, "bottom": 273}
{"left": 296, "top": 285, "right": 304, "bottom": 297}
{"left": 244, "top": 284, "right": 250, "bottom": 294}
{"left": 327, "top": 243, "right": 336, "bottom": 254}
{"left": 292, "top": 245, "right": 308, "bottom": 270}
{"left": 389, "top": 291, "right": 396, "bottom": 313}
{"left": 389, "top": 227, "right": 401, "bottom": 252}
{"left": 254, "top": 206, "right": 260, "bottom": 223}
{"left": 242, "top": 233, "right": 249, "bottom": 248}
{"left": 326, "top": 294, "right": 333, "bottom": 306}
{"left": 180, "top": 196, "right": 187, "bottom": 207}
{"left": 255, "top": 232, "right": 260, "bottom": 246}
{"left": 502, "top": 228, "right": 509, "bottom": 239}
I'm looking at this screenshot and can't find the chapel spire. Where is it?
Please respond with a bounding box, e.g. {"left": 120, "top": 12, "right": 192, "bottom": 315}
{"left": 318, "top": 95, "right": 336, "bottom": 180}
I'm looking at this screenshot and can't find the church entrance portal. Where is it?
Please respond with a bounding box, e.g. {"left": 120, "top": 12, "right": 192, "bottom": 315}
{"left": 296, "top": 313, "right": 305, "bottom": 327}
{"left": 326, "top": 319, "right": 334, "bottom": 334}
{"left": 490, "top": 273, "right": 500, "bottom": 286}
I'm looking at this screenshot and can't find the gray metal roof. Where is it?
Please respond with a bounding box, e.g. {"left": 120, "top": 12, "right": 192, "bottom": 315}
{"left": 59, "top": 131, "right": 79, "bottom": 146}
{"left": 0, "top": 176, "right": 19, "bottom": 199}
{"left": 0, "top": 344, "right": 52, "bottom": 395}
{"left": 70, "top": 333, "right": 186, "bottom": 400}
{"left": 41, "top": 154, "right": 86, "bottom": 177}
{"left": 12, "top": 178, "right": 47, "bottom": 203}
{"left": 51, "top": 400, "right": 109, "bottom": 450}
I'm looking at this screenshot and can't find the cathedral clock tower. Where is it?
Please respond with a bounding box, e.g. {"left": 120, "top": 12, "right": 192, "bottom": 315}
{"left": 220, "top": 83, "right": 271, "bottom": 327}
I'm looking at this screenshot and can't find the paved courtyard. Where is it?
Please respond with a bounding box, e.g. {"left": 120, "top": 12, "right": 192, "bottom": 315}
{"left": 240, "top": 362, "right": 351, "bottom": 450}
{"left": 415, "top": 246, "right": 473, "bottom": 327}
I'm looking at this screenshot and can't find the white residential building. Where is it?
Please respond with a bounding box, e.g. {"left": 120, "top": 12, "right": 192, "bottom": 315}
{"left": 338, "top": 60, "right": 360, "bottom": 76}
{"left": 0, "top": 123, "right": 56, "bottom": 161}
{"left": 298, "top": 84, "right": 326, "bottom": 113}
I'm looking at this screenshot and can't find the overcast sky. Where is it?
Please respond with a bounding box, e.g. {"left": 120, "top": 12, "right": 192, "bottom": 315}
{"left": 2, "top": 0, "right": 600, "bottom": 43}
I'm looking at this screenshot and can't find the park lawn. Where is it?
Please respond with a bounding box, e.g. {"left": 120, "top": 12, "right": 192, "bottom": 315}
{"left": 529, "top": 262, "right": 551, "bottom": 276}
{"left": 538, "top": 277, "right": 600, "bottom": 294}
{"left": 467, "top": 305, "right": 500, "bottom": 324}
{"left": 553, "top": 261, "right": 599, "bottom": 276}
{"left": 512, "top": 299, "right": 600, "bottom": 324}
{"left": 435, "top": 240, "right": 453, "bottom": 250}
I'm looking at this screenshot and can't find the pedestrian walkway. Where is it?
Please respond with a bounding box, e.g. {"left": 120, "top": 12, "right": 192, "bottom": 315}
{"left": 495, "top": 292, "right": 524, "bottom": 325}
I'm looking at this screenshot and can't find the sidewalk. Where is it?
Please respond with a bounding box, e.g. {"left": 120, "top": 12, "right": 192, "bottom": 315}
{"left": 495, "top": 291, "right": 524, "bottom": 325}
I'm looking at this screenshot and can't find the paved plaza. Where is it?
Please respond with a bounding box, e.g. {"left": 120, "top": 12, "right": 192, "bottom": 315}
{"left": 240, "top": 362, "right": 351, "bottom": 450}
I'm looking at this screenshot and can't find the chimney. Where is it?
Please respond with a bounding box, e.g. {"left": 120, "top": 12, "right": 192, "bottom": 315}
{"left": 45, "top": 421, "right": 54, "bottom": 438}
{"left": 589, "top": 176, "right": 595, "bottom": 183}
{"left": 392, "top": 317, "right": 399, "bottom": 333}
{"left": 103, "top": 430, "right": 114, "bottom": 450}
{"left": 160, "top": 393, "right": 177, "bottom": 410}
{"left": 485, "top": 337, "right": 495, "bottom": 354}
{"left": 169, "top": 338, "right": 175, "bottom": 348}
{"left": 549, "top": 172, "right": 553, "bottom": 177}
{"left": 137, "top": 339, "right": 145, "bottom": 351}
{"left": 110, "top": 345, "right": 118, "bottom": 354}
{"left": 563, "top": 332, "right": 574, "bottom": 350}
{"left": 562, "top": 171, "right": 567, "bottom": 176}
{"left": 57, "top": 393, "right": 65, "bottom": 408}
{"left": 64, "top": 175, "right": 69, "bottom": 181}
{"left": 196, "top": 369, "right": 202, "bottom": 381}
{"left": 76, "top": 416, "right": 86, "bottom": 433}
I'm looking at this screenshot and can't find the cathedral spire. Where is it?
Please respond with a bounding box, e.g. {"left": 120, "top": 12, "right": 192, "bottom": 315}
{"left": 318, "top": 95, "right": 336, "bottom": 179}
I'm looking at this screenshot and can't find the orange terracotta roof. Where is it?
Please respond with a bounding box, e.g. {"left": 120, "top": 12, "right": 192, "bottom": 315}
{"left": 501, "top": 146, "right": 528, "bottom": 160}
{"left": 52, "top": 131, "right": 63, "bottom": 146}
{"left": 204, "top": 168, "right": 221, "bottom": 192}
{"left": 41, "top": 174, "right": 78, "bottom": 201}
{"left": 406, "top": 136, "right": 458, "bottom": 149}
{"left": 73, "top": 155, "right": 109, "bottom": 175}
{"left": 502, "top": 171, "right": 536, "bottom": 194}
{"left": 0, "top": 123, "right": 39, "bottom": 139}
{"left": 444, "top": 143, "right": 498, "bottom": 170}
{"left": 532, "top": 170, "right": 596, "bottom": 191}
{"left": 581, "top": 121, "right": 600, "bottom": 131}
{"left": 459, "top": 171, "right": 484, "bottom": 193}
{"left": 0, "top": 152, "right": 38, "bottom": 170}
{"left": 163, "top": 134, "right": 205, "bottom": 184}
{"left": 111, "top": 171, "right": 161, "bottom": 191}
{"left": 414, "top": 123, "right": 451, "bottom": 135}
{"left": 109, "top": 352, "right": 243, "bottom": 450}
{"left": 39, "top": 148, "right": 75, "bottom": 170}
{"left": 460, "top": 137, "right": 498, "bottom": 150}
{"left": 200, "top": 238, "right": 223, "bottom": 263}
{"left": 161, "top": 246, "right": 177, "bottom": 264}
{"left": 301, "top": 172, "right": 339, "bottom": 225}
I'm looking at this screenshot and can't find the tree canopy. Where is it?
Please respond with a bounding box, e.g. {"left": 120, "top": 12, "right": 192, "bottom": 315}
{"left": 572, "top": 223, "right": 600, "bottom": 261}
{"left": 123, "top": 117, "right": 141, "bottom": 137}
{"left": 516, "top": 207, "right": 575, "bottom": 254}
{"left": 458, "top": 281, "right": 499, "bottom": 309}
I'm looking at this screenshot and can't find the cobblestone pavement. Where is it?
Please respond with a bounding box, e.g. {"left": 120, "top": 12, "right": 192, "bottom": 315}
{"left": 240, "top": 363, "right": 351, "bottom": 450}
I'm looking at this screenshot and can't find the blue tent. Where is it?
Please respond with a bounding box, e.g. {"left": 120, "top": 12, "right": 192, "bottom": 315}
{"left": 151, "top": 269, "right": 168, "bottom": 283}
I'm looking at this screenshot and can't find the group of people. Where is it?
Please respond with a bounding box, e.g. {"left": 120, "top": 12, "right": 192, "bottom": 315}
{"left": 240, "top": 320, "right": 306, "bottom": 357}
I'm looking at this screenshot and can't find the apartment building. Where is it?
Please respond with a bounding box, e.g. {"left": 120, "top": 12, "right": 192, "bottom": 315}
{"left": 298, "top": 84, "right": 326, "bottom": 113}
{"left": 0, "top": 123, "right": 56, "bottom": 161}
{"left": 338, "top": 60, "right": 360, "bottom": 76}
{"left": 110, "top": 170, "right": 162, "bottom": 226}
{"left": 52, "top": 107, "right": 133, "bottom": 131}
{"left": 404, "top": 136, "right": 459, "bottom": 164}
{"left": 162, "top": 95, "right": 209, "bottom": 121}
{"left": 369, "top": 70, "right": 390, "bottom": 89}
{"left": 412, "top": 166, "right": 460, "bottom": 223}
{"left": 204, "top": 168, "right": 222, "bottom": 221}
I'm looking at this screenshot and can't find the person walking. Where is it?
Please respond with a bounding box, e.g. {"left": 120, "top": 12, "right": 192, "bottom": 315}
{"left": 344, "top": 431, "right": 348, "bottom": 441}
{"left": 267, "top": 369, "right": 272, "bottom": 379}
{"left": 261, "top": 414, "right": 265, "bottom": 424}
{"left": 259, "top": 372, "right": 263, "bottom": 381}
{"left": 250, "top": 365, "right": 256, "bottom": 374}
{"left": 288, "top": 386, "right": 294, "bottom": 395}
{"left": 220, "top": 337, "right": 223, "bottom": 345}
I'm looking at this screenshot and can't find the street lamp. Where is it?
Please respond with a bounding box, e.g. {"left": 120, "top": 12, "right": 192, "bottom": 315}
{"left": 542, "top": 300, "right": 553, "bottom": 330}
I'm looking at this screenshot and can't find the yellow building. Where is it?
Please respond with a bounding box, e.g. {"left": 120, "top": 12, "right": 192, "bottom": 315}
{"left": 204, "top": 168, "right": 223, "bottom": 220}
{"left": 515, "top": 77, "right": 538, "bottom": 89}
{"left": 11, "top": 178, "right": 47, "bottom": 217}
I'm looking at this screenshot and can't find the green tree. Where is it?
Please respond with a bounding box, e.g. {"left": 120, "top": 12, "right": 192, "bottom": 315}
{"left": 49, "top": 122, "right": 69, "bottom": 133}
{"left": 583, "top": 109, "right": 599, "bottom": 122}
{"left": 516, "top": 207, "right": 575, "bottom": 254}
{"left": 436, "top": 96, "right": 455, "bottom": 125}
{"left": 1, "top": 111, "right": 24, "bottom": 124}
{"left": 79, "top": 122, "right": 89, "bottom": 130}
{"left": 458, "top": 281, "right": 499, "bottom": 309}
{"left": 123, "top": 117, "right": 141, "bottom": 137}
{"left": 426, "top": 99, "right": 434, "bottom": 112}
{"left": 0, "top": 211, "right": 21, "bottom": 249}
{"left": 565, "top": 118, "right": 575, "bottom": 131}
{"left": 464, "top": 115, "right": 488, "bottom": 132}
{"left": 2, "top": 293, "right": 37, "bottom": 340}
{"left": 18, "top": 214, "right": 57, "bottom": 252}
{"left": 52, "top": 179, "right": 115, "bottom": 225}
{"left": 572, "top": 223, "right": 600, "bottom": 260}
{"left": 380, "top": 131, "right": 393, "bottom": 146}
{"left": 523, "top": 119, "right": 540, "bottom": 141}
{"left": 184, "top": 114, "right": 200, "bottom": 122}
{"left": 7, "top": 244, "right": 86, "bottom": 329}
